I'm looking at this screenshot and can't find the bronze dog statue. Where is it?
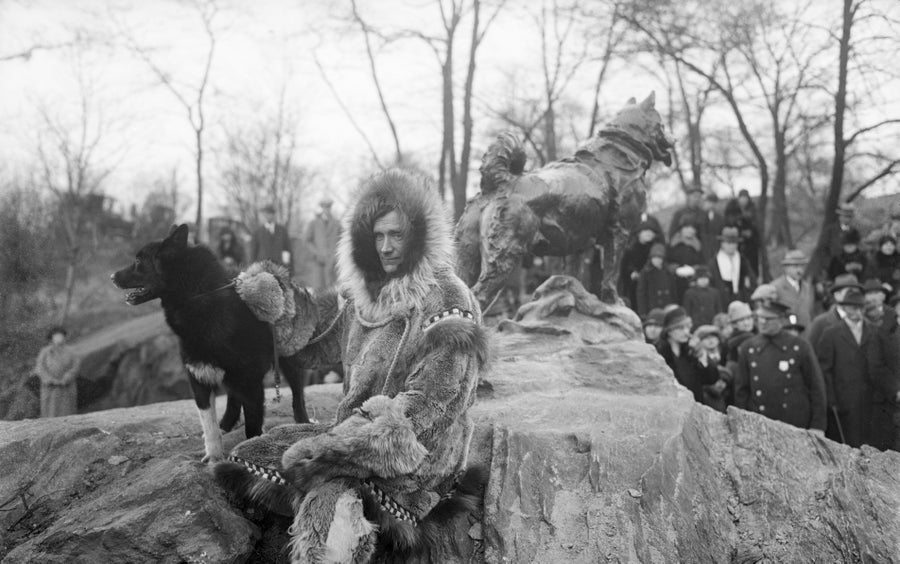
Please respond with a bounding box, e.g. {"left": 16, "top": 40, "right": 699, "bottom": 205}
{"left": 456, "top": 92, "right": 674, "bottom": 308}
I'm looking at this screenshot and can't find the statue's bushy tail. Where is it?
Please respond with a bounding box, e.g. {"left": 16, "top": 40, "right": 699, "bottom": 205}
{"left": 480, "top": 132, "right": 526, "bottom": 194}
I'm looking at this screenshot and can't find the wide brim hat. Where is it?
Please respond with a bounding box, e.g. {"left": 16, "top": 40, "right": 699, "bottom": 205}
{"left": 863, "top": 278, "right": 889, "bottom": 296}
{"left": 694, "top": 324, "right": 721, "bottom": 341}
{"left": 841, "top": 229, "right": 861, "bottom": 245}
{"left": 830, "top": 273, "right": 862, "bottom": 294}
{"left": 718, "top": 225, "right": 741, "bottom": 243}
{"left": 261, "top": 204, "right": 276, "bottom": 214}
{"left": 663, "top": 306, "right": 690, "bottom": 330}
{"left": 889, "top": 292, "right": 900, "bottom": 307}
{"left": 727, "top": 300, "right": 753, "bottom": 322}
{"left": 781, "top": 249, "right": 809, "bottom": 266}
{"left": 643, "top": 308, "right": 666, "bottom": 328}
{"left": 837, "top": 288, "right": 866, "bottom": 308}
{"left": 692, "top": 264, "right": 711, "bottom": 280}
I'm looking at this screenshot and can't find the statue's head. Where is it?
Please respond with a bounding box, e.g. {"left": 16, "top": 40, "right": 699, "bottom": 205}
{"left": 604, "top": 92, "right": 674, "bottom": 166}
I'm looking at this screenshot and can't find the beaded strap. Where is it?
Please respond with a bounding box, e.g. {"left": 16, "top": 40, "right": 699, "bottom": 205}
{"left": 424, "top": 307, "right": 475, "bottom": 329}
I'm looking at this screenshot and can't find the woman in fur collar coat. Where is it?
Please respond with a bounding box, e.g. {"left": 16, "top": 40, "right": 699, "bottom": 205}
{"left": 216, "top": 169, "right": 489, "bottom": 563}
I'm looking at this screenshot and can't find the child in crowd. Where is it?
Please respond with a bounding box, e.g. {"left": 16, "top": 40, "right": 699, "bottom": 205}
{"left": 682, "top": 265, "right": 722, "bottom": 327}
{"left": 636, "top": 243, "right": 676, "bottom": 317}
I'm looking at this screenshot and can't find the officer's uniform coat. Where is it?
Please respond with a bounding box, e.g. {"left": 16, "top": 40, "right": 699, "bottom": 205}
{"left": 734, "top": 331, "right": 827, "bottom": 430}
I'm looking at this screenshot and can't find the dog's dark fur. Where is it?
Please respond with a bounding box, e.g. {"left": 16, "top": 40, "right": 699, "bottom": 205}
{"left": 111, "top": 225, "right": 309, "bottom": 460}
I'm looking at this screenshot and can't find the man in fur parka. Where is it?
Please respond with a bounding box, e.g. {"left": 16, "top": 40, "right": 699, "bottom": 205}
{"left": 215, "top": 169, "right": 489, "bottom": 563}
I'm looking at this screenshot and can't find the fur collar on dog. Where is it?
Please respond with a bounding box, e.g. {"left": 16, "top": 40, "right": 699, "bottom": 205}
{"left": 337, "top": 169, "right": 456, "bottom": 322}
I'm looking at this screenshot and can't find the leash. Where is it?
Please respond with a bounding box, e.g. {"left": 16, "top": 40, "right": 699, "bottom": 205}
{"left": 307, "top": 297, "right": 347, "bottom": 346}
{"left": 189, "top": 280, "right": 236, "bottom": 301}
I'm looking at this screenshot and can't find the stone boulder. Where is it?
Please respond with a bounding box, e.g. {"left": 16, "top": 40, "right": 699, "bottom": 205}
{"left": 2, "top": 276, "right": 898, "bottom": 562}
{"left": 1, "top": 313, "right": 191, "bottom": 421}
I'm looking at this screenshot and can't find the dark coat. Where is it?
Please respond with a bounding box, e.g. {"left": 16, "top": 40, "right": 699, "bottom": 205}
{"left": 803, "top": 307, "right": 842, "bottom": 349}
{"left": 618, "top": 240, "right": 655, "bottom": 309}
{"left": 700, "top": 210, "right": 726, "bottom": 258}
{"left": 682, "top": 285, "right": 722, "bottom": 327}
{"left": 667, "top": 242, "right": 705, "bottom": 302}
{"left": 707, "top": 252, "right": 756, "bottom": 305}
{"left": 865, "top": 251, "right": 900, "bottom": 291}
{"left": 726, "top": 330, "right": 754, "bottom": 364}
{"left": 734, "top": 331, "right": 827, "bottom": 431}
{"left": 827, "top": 250, "right": 867, "bottom": 281}
{"left": 251, "top": 223, "right": 292, "bottom": 267}
{"left": 815, "top": 319, "right": 885, "bottom": 447}
{"left": 636, "top": 265, "right": 676, "bottom": 317}
{"left": 656, "top": 339, "right": 720, "bottom": 403}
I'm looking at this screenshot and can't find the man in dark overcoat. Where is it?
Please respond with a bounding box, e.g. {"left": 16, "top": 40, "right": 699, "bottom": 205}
{"left": 734, "top": 300, "right": 826, "bottom": 432}
{"left": 707, "top": 225, "right": 756, "bottom": 306}
{"left": 815, "top": 287, "right": 887, "bottom": 447}
{"left": 804, "top": 273, "right": 861, "bottom": 348}
{"left": 251, "top": 203, "right": 293, "bottom": 272}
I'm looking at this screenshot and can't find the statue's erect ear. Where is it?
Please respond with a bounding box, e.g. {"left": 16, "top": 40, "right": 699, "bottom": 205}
{"left": 627, "top": 97, "right": 637, "bottom": 105}
{"left": 639, "top": 91, "right": 656, "bottom": 110}
{"left": 163, "top": 224, "right": 189, "bottom": 249}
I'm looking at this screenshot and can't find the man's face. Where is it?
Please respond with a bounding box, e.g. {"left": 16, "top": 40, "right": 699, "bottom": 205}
{"left": 650, "top": 256, "right": 664, "bottom": 268}
{"left": 681, "top": 226, "right": 697, "bottom": 241}
{"left": 373, "top": 210, "right": 407, "bottom": 275}
{"left": 841, "top": 304, "right": 863, "bottom": 323}
{"left": 865, "top": 291, "right": 885, "bottom": 308}
{"left": 696, "top": 276, "right": 710, "bottom": 288}
{"left": 881, "top": 240, "right": 896, "bottom": 255}
{"left": 843, "top": 243, "right": 858, "bottom": 254}
{"left": 262, "top": 210, "right": 275, "bottom": 224}
{"left": 754, "top": 308, "right": 784, "bottom": 336}
{"left": 721, "top": 240, "right": 738, "bottom": 256}
{"left": 784, "top": 264, "right": 804, "bottom": 280}
{"left": 638, "top": 229, "right": 655, "bottom": 244}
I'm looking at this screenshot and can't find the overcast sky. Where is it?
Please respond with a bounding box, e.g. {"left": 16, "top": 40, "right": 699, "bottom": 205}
{"left": 1, "top": 0, "right": 672, "bottom": 223}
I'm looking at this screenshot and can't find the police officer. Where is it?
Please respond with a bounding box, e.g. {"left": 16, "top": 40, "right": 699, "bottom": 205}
{"left": 734, "top": 300, "right": 827, "bottom": 433}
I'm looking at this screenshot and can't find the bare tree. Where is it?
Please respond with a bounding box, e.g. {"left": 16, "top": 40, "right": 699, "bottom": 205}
{"left": 806, "top": 0, "right": 900, "bottom": 278}
{"left": 117, "top": 0, "right": 218, "bottom": 242}
{"left": 34, "top": 66, "right": 116, "bottom": 324}
{"left": 219, "top": 86, "right": 309, "bottom": 234}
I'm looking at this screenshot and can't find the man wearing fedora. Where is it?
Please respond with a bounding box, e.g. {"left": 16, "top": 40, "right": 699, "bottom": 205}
{"left": 815, "top": 287, "right": 888, "bottom": 447}
{"left": 305, "top": 197, "right": 341, "bottom": 289}
{"left": 772, "top": 249, "right": 816, "bottom": 327}
{"left": 804, "top": 273, "right": 862, "bottom": 348}
{"left": 707, "top": 225, "right": 756, "bottom": 306}
{"left": 734, "top": 299, "right": 826, "bottom": 432}
{"left": 251, "top": 203, "right": 292, "bottom": 272}
{"left": 824, "top": 202, "right": 860, "bottom": 261}
{"left": 862, "top": 279, "right": 900, "bottom": 450}
{"left": 668, "top": 186, "right": 706, "bottom": 241}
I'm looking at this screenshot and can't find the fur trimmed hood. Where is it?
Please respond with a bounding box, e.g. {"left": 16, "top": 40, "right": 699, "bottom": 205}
{"left": 337, "top": 169, "right": 456, "bottom": 321}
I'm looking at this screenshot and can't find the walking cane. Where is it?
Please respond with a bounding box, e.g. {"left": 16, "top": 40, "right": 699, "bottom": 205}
{"left": 831, "top": 406, "right": 846, "bottom": 444}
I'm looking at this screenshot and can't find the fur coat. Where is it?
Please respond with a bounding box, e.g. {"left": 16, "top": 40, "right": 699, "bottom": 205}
{"left": 219, "top": 169, "right": 488, "bottom": 562}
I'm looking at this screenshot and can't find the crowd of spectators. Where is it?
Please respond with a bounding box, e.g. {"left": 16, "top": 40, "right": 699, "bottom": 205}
{"left": 623, "top": 191, "right": 900, "bottom": 451}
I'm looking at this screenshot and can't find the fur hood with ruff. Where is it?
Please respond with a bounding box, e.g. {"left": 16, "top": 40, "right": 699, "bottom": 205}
{"left": 337, "top": 169, "right": 456, "bottom": 321}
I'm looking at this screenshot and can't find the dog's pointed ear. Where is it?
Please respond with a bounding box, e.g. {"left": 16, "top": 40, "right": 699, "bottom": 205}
{"left": 626, "top": 96, "right": 637, "bottom": 105}
{"left": 163, "top": 224, "right": 190, "bottom": 249}
{"left": 639, "top": 91, "right": 656, "bottom": 110}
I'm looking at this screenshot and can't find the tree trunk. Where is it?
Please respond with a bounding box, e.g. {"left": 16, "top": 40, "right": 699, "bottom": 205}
{"left": 195, "top": 128, "right": 204, "bottom": 243}
{"left": 807, "top": 0, "right": 852, "bottom": 281}
{"left": 456, "top": 0, "right": 481, "bottom": 220}
{"left": 772, "top": 130, "right": 793, "bottom": 248}
{"left": 61, "top": 248, "right": 78, "bottom": 326}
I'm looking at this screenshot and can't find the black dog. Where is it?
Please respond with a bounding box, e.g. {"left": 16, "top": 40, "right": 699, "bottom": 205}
{"left": 111, "top": 224, "right": 308, "bottom": 462}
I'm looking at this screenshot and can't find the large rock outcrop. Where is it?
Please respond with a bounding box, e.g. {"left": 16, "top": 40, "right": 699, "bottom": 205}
{"left": 2, "top": 276, "right": 898, "bottom": 562}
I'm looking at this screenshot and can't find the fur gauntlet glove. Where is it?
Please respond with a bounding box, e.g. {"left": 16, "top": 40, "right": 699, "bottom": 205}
{"left": 282, "top": 395, "right": 428, "bottom": 489}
